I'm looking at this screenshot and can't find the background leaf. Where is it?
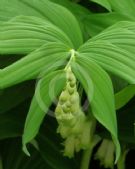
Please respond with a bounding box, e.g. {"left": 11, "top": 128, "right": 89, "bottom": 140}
{"left": 0, "top": 100, "right": 30, "bottom": 139}
{"left": 115, "top": 85, "right": 135, "bottom": 110}
{"left": 90, "top": 0, "right": 112, "bottom": 11}
{"left": 0, "top": 81, "right": 34, "bottom": 114}
{"left": 84, "top": 12, "right": 132, "bottom": 36}
{"left": 0, "top": 138, "right": 49, "bottom": 169}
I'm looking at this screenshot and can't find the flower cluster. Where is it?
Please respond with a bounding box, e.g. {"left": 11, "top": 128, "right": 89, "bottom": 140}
{"left": 55, "top": 67, "right": 91, "bottom": 158}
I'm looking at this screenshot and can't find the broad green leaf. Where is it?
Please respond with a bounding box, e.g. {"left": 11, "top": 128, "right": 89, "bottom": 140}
{"left": 115, "top": 85, "right": 135, "bottom": 110}
{"left": 0, "top": 42, "right": 70, "bottom": 89}
{"left": 90, "top": 0, "right": 112, "bottom": 11}
{"left": 50, "top": 0, "right": 90, "bottom": 16}
{"left": 22, "top": 0, "right": 83, "bottom": 48}
{"left": 0, "top": 15, "right": 73, "bottom": 54}
{"left": 79, "top": 22, "right": 135, "bottom": 84}
{"left": 0, "top": 0, "right": 44, "bottom": 21}
{"left": 0, "top": 0, "right": 83, "bottom": 49}
{"left": 71, "top": 56, "right": 120, "bottom": 161}
{"left": 90, "top": 0, "right": 135, "bottom": 15}
{"left": 84, "top": 12, "right": 132, "bottom": 36}
{"left": 79, "top": 41, "right": 135, "bottom": 84}
{"left": 109, "top": 0, "right": 135, "bottom": 14}
{"left": 23, "top": 70, "right": 66, "bottom": 155}
{"left": 50, "top": 0, "right": 90, "bottom": 40}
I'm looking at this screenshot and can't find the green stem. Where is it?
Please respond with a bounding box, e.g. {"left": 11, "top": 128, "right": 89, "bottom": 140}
{"left": 117, "top": 150, "right": 128, "bottom": 169}
{"left": 80, "top": 117, "right": 97, "bottom": 169}
{"left": 80, "top": 146, "right": 93, "bottom": 169}
{"left": 64, "top": 49, "right": 76, "bottom": 71}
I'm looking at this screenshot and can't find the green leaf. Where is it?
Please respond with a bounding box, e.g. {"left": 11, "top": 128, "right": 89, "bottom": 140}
{"left": 84, "top": 12, "right": 132, "bottom": 36}
{"left": 50, "top": 0, "right": 90, "bottom": 16}
{"left": 90, "top": 0, "right": 135, "bottom": 15}
{"left": 23, "top": 70, "right": 66, "bottom": 155}
{"left": 50, "top": 0, "right": 90, "bottom": 41}
{"left": 71, "top": 56, "right": 120, "bottom": 161}
{"left": 109, "top": 0, "right": 135, "bottom": 14}
{"left": 0, "top": 0, "right": 44, "bottom": 21}
{"left": 0, "top": 0, "right": 83, "bottom": 49}
{"left": 0, "top": 42, "right": 70, "bottom": 89}
{"left": 115, "top": 85, "right": 135, "bottom": 110}
{"left": 23, "top": 0, "right": 83, "bottom": 48}
{"left": 79, "top": 22, "right": 135, "bottom": 84}
{"left": 0, "top": 15, "right": 73, "bottom": 54}
{"left": 90, "top": 0, "right": 112, "bottom": 11}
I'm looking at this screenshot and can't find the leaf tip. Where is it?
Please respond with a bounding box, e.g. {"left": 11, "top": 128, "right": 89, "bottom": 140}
{"left": 23, "top": 144, "right": 31, "bottom": 157}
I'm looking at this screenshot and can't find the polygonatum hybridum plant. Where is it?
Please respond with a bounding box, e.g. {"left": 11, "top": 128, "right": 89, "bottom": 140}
{"left": 0, "top": 0, "right": 135, "bottom": 169}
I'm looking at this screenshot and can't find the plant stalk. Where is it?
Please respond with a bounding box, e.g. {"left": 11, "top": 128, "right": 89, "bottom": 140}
{"left": 117, "top": 149, "right": 129, "bottom": 169}
{"left": 80, "top": 146, "right": 93, "bottom": 169}
{"left": 80, "top": 117, "right": 97, "bottom": 169}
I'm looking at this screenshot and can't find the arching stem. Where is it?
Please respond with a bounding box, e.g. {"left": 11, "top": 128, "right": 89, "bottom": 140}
{"left": 80, "top": 117, "right": 99, "bottom": 169}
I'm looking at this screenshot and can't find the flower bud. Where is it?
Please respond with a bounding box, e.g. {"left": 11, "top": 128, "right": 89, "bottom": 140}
{"left": 70, "top": 92, "right": 79, "bottom": 104}
{"left": 71, "top": 113, "right": 85, "bottom": 134}
{"left": 74, "top": 138, "right": 81, "bottom": 152}
{"left": 67, "top": 84, "right": 75, "bottom": 95}
{"left": 59, "top": 91, "right": 69, "bottom": 103}
{"left": 55, "top": 105, "right": 63, "bottom": 115}
{"left": 94, "top": 139, "right": 115, "bottom": 169}
{"left": 64, "top": 136, "right": 75, "bottom": 158}
{"left": 94, "top": 139, "right": 109, "bottom": 161}
{"left": 57, "top": 125, "right": 70, "bottom": 138}
{"left": 67, "top": 70, "right": 76, "bottom": 82}
{"left": 65, "top": 101, "right": 71, "bottom": 108}
{"left": 70, "top": 80, "right": 76, "bottom": 87}
{"left": 103, "top": 141, "right": 115, "bottom": 169}
{"left": 70, "top": 105, "right": 79, "bottom": 114}
{"left": 62, "top": 104, "right": 70, "bottom": 113}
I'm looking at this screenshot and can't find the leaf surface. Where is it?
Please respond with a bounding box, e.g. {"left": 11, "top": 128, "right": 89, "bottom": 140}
{"left": 23, "top": 70, "right": 66, "bottom": 155}
{"left": 0, "top": 42, "right": 70, "bottom": 89}
{"left": 72, "top": 56, "right": 120, "bottom": 161}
